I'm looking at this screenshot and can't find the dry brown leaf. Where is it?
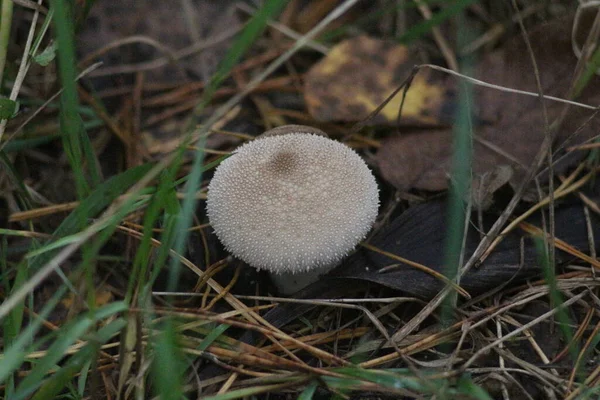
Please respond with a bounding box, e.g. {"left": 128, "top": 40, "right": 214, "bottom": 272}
{"left": 304, "top": 35, "right": 454, "bottom": 126}
{"left": 377, "top": 17, "right": 600, "bottom": 192}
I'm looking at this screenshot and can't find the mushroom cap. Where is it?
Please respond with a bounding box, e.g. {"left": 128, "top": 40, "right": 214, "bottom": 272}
{"left": 207, "top": 128, "right": 379, "bottom": 273}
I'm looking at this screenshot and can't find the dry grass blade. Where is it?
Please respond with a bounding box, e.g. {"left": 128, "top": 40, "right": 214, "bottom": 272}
{"left": 565, "top": 362, "right": 600, "bottom": 400}
{"left": 518, "top": 221, "right": 600, "bottom": 270}
{"left": 479, "top": 166, "right": 596, "bottom": 264}
{"left": 462, "top": 290, "right": 588, "bottom": 369}
{"left": 146, "top": 307, "right": 349, "bottom": 368}
{"left": 8, "top": 202, "right": 81, "bottom": 222}
{"left": 115, "top": 225, "right": 273, "bottom": 327}
{"left": 5, "top": 2, "right": 600, "bottom": 398}
{"left": 551, "top": 307, "right": 594, "bottom": 363}
{"left": 567, "top": 318, "right": 600, "bottom": 390}
{"left": 421, "top": 63, "right": 598, "bottom": 110}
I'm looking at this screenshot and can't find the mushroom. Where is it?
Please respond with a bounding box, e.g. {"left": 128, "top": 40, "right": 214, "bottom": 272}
{"left": 206, "top": 125, "right": 379, "bottom": 294}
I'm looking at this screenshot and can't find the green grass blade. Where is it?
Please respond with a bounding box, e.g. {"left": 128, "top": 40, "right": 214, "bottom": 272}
{"left": 127, "top": 168, "right": 180, "bottom": 303}
{"left": 13, "top": 302, "right": 127, "bottom": 399}
{"left": 30, "top": 318, "right": 127, "bottom": 400}
{"left": 50, "top": 0, "right": 100, "bottom": 197}
{"left": 333, "top": 367, "right": 439, "bottom": 392}
{"left": 534, "top": 238, "right": 578, "bottom": 361}
{"left": 0, "top": 0, "right": 14, "bottom": 85}
{"left": 27, "top": 163, "right": 153, "bottom": 270}
{"left": 0, "top": 150, "right": 33, "bottom": 209}
{"left": 442, "top": 10, "right": 475, "bottom": 323}
{"left": 298, "top": 380, "right": 318, "bottom": 400}
{"left": 152, "top": 320, "right": 185, "bottom": 400}
{"left": 197, "top": 324, "right": 230, "bottom": 352}
{"left": 0, "top": 286, "right": 67, "bottom": 386}
{"left": 199, "top": 382, "right": 304, "bottom": 400}
{"left": 456, "top": 374, "right": 493, "bottom": 400}
{"left": 2, "top": 134, "right": 60, "bottom": 152}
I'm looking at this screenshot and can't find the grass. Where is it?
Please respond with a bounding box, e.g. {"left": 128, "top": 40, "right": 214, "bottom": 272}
{"left": 1, "top": 0, "right": 599, "bottom": 399}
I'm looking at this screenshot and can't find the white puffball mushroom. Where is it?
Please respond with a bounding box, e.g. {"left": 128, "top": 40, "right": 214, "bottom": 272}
{"left": 206, "top": 125, "right": 379, "bottom": 294}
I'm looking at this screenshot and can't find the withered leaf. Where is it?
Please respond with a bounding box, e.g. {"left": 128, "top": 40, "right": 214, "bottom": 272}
{"left": 377, "top": 16, "right": 600, "bottom": 191}
{"left": 246, "top": 200, "right": 600, "bottom": 334}
{"left": 304, "top": 35, "right": 454, "bottom": 126}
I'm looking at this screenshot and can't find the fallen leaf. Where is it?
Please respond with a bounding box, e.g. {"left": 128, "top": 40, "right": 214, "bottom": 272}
{"left": 242, "top": 199, "right": 600, "bottom": 335}
{"left": 304, "top": 35, "right": 455, "bottom": 126}
{"left": 377, "top": 16, "right": 600, "bottom": 191}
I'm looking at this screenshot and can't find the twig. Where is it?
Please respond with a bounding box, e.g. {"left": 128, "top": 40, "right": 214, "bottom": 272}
{"left": 462, "top": 291, "right": 588, "bottom": 369}
{"left": 421, "top": 64, "right": 598, "bottom": 110}
{"left": 414, "top": 0, "right": 458, "bottom": 71}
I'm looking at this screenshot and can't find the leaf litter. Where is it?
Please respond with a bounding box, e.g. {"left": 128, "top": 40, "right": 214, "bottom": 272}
{"left": 378, "top": 16, "right": 600, "bottom": 192}
{"left": 305, "top": 18, "right": 600, "bottom": 195}
{"left": 6, "top": 1, "right": 600, "bottom": 399}
{"left": 305, "top": 35, "right": 455, "bottom": 126}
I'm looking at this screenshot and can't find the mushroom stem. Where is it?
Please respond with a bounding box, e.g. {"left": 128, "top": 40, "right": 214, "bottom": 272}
{"left": 270, "top": 264, "right": 336, "bottom": 295}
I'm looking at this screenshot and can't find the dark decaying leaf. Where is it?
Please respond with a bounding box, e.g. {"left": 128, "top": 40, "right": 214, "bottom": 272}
{"left": 258, "top": 200, "right": 600, "bottom": 330}
{"left": 330, "top": 201, "right": 598, "bottom": 298}
{"left": 377, "top": 16, "right": 600, "bottom": 191}
{"left": 304, "top": 35, "right": 455, "bottom": 126}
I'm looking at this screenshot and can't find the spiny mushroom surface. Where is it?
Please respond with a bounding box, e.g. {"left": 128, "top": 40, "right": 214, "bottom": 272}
{"left": 207, "top": 127, "right": 379, "bottom": 274}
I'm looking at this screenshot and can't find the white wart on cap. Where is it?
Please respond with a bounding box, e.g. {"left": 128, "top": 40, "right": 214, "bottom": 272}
{"left": 207, "top": 125, "right": 379, "bottom": 275}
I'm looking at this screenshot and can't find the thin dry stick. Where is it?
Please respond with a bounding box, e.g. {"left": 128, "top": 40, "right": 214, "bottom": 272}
{"left": 501, "top": 314, "right": 560, "bottom": 379}
{"left": 205, "top": 265, "right": 240, "bottom": 310}
{"left": 147, "top": 308, "right": 349, "bottom": 368}
{"left": 115, "top": 226, "right": 268, "bottom": 328}
{"left": 567, "top": 318, "right": 600, "bottom": 390}
{"left": 414, "top": 0, "right": 458, "bottom": 71}
{"left": 552, "top": 307, "right": 594, "bottom": 363}
{"left": 420, "top": 64, "right": 597, "bottom": 110}
{"left": 384, "top": 289, "right": 549, "bottom": 361}
{"left": 479, "top": 167, "right": 596, "bottom": 262}
{"left": 518, "top": 221, "right": 600, "bottom": 270}
{"left": 462, "top": 291, "right": 588, "bottom": 369}
{"left": 497, "top": 349, "right": 567, "bottom": 391}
